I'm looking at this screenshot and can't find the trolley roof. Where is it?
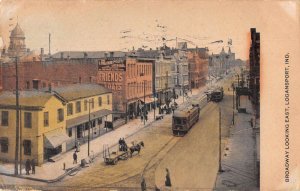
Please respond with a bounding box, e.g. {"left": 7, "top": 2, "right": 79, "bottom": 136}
{"left": 173, "top": 106, "right": 199, "bottom": 118}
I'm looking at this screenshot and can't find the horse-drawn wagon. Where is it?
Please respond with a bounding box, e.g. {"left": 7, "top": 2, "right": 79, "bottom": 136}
{"left": 103, "top": 144, "right": 129, "bottom": 165}
{"left": 102, "top": 140, "right": 145, "bottom": 165}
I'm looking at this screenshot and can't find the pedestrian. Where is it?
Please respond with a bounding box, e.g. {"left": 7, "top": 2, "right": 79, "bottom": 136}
{"left": 25, "top": 159, "right": 31, "bottom": 175}
{"left": 119, "top": 138, "right": 122, "bottom": 151}
{"left": 31, "top": 159, "right": 36, "bottom": 174}
{"left": 165, "top": 168, "right": 172, "bottom": 187}
{"left": 73, "top": 152, "right": 78, "bottom": 164}
{"left": 141, "top": 177, "right": 146, "bottom": 191}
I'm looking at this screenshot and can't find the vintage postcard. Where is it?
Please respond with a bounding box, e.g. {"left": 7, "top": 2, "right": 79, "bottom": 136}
{"left": 0, "top": 0, "right": 299, "bottom": 190}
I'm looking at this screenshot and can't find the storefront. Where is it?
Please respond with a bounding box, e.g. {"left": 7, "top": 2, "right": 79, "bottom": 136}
{"left": 44, "top": 129, "right": 71, "bottom": 161}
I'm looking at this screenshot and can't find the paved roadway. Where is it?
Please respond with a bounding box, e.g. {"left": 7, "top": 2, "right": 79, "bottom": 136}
{"left": 155, "top": 103, "right": 219, "bottom": 190}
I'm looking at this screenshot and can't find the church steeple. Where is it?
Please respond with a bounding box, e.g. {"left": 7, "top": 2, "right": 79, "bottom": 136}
{"left": 8, "top": 23, "right": 27, "bottom": 57}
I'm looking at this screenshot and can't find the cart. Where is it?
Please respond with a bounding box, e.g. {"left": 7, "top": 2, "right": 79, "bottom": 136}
{"left": 103, "top": 144, "right": 129, "bottom": 165}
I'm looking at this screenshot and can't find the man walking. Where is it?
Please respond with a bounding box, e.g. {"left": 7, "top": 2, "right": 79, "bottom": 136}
{"left": 73, "top": 152, "right": 78, "bottom": 164}
{"left": 25, "top": 159, "right": 31, "bottom": 175}
{"left": 31, "top": 159, "right": 36, "bottom": 174}
{"left": 141, "top": 177, "right": 146, "bottom": 191}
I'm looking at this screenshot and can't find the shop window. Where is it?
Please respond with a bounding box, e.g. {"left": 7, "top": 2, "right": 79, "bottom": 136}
{"left": 23, "top": 140, "right": 31, "bottom": 156}
{"left": 57, "top": 108, "right": 64, "bottom": 122}
{"left": 68, "top": 129, "right": 72, "bottom": 137}
{"left": 76, "top": 101, "right": 81, "bottom": 113}
{"left": 98, "top": 118, "right": 102, "bottom": 125}
{"left": 44, "top": 112, "right": 49, "bottom": 127}
{"left": 98, "top": 97, "right": 102, "bottom": 107}
{"left": 1, "top": 111, "right": 9, "bottom": 126}
{"left": 67, "top": 103, "right": 73, "bottom": 116}
{"left": 0, "top": 138, "right": 8, "bottom": 153}
{"left": 24, "top": 112, "right": 32, "bottom": 128}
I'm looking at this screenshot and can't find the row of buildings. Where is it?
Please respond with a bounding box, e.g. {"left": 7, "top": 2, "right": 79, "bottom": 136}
{"left": 0, "top": 23, "right": 211, "bottom": 121}
{"left": 0, "top": 23, "right": 236, "bottom": 165}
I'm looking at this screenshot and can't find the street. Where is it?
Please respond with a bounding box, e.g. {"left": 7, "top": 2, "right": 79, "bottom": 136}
{"left": 0, "top": 71, "right": 256, "bottom": 191}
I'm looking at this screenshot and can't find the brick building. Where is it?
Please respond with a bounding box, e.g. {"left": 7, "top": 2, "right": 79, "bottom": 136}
{"left": 187, "top": 48, "right": 209, "bottom": 89}
{"left": 96, "top": 56, "right": 155, "bottom": 120}
{"left": 249, "top": 28, "right": 260, "bottom": 117}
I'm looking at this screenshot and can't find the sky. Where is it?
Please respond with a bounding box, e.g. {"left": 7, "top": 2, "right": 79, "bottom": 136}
{"left": 0, "top": 0, "right": 298, "bottom": 60}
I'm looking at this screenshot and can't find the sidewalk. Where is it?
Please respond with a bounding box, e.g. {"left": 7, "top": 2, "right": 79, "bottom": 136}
{"left": 0, "top": 88, "right": 203, "bottom": 182}
{"left": 214, "top": 96, "right": 259, "bottom": 190}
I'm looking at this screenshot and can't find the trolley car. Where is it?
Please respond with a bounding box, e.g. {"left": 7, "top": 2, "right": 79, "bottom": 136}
{"left": 172, "top": 105, "right": 200, "bottom": 136}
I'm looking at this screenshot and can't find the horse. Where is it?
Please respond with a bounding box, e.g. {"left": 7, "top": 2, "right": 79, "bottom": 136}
{"left": 129, "top": 141, "right": 144, "bottom": 157}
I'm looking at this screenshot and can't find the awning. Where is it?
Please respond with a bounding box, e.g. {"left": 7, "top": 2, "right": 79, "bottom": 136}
{"left": 44, "top": 129, "right": 71, "bottom": 149}
{"left": 66, "top": 109, "right": 112, "bottom": 128}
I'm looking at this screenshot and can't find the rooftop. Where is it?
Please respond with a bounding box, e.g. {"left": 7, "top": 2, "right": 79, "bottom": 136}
{"left": 51, "top": 51, "right": 126, "bottom": 59}
{"left": 50, "top": 83, "right": 112, "bottom": 101}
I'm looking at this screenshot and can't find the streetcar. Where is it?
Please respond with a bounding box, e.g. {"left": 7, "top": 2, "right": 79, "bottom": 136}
{"left": 172, "top": 105, "right": 200, "bottom": 136}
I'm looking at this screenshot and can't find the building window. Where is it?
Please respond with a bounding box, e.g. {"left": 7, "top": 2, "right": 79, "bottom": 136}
{"left": 68, "top": 129, "right": 72, "bottom": 137}
{"left": 84, "top": 99, "right": 88, "bottom": 111}
{"left": 0, "top": 138, "right": 8, "bottom": 153}
{"left": 67, "top": 103, "right": 73, "bottom": 116}
{"left": 1, "top": 111, "right": 9, "bottom": 126}
{"left": 57, "top": 108, "right": 64, "bottom": 122}
{"left": 26, "top": 81, "right": 30, "bottom": 89}
{"left": 107, "top": 95, "right": 110, "bottom": 105}
{"left": 98, "top": 97, "right": 102, "bottom": 107}
{"left": 90, "top": 98, "right": 94, "bottom": 109}
{"left": 24, "top": 112, "right": 32, "bottom": 128}
{"left": 44, "top": 112, "right": 49, "bottom": 127}
{"left": 23, "top": 140, "right": 31, "bottom": 155}
{"left": 76, "top": 101, "right": 81, "bottom": 113}
{"left": 32, "top": 80, "right": 39, "bottom": 90}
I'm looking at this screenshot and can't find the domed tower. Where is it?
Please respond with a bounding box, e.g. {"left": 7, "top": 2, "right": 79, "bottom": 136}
{"left": 8, "top": 23, "right": 27, "bottom": 57}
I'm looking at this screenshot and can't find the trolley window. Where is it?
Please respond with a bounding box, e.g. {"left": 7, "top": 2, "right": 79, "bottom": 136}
{"left": 173, "top": 117, "right": 187, "bottom": 125}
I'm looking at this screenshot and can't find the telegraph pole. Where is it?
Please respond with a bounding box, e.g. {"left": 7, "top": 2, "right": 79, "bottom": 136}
{"left": 14, "top": 56, "right": 20, "bottom": 175}
{"left": 144, "top": 80, "right": 146, "bottom": 126}
{"left": 87, "top": 100, "right": 91, "bottom": 156}
{"left": 218, "top": 107, "right": 223, "bottom": 173}
{"left": 232, "top": 83, "right": 235, "bottom": 125}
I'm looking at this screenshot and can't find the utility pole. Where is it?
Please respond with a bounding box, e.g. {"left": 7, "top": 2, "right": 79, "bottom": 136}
{"left": 232, "top": 83, "right": 235, "bottom": 125}
{"left": 14, "top": 56, "right": 20, "bottom": 175}
{"left": 19, "top": 109, "right": 22, "bottom": 175}
{"left": 87, "top": 100, "right": 92, "bottom": 157}
{"left": 48, "top": 33, "right": 51, "bottom": 56}
{"left": 219, "top": 107, "right": 223, "bottom": 173}
{"left": 144, "top": 80, "right": 146, "bottom": 126}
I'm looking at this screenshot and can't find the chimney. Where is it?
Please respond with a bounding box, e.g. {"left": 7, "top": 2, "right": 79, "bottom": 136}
{"left": 48, "top": 84, "right": 52, "bottom": 92}
{"left": 110, "top": 52, "right": 114, "bottom": 58}
{"left": 104, "top": 52, "right": 108, "bottom": 58}
{"left": 84, "top": 52, "right": 88, "bottom": 59}
{"left": 60, "top": 52, "right": 64, "bottom": 59}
